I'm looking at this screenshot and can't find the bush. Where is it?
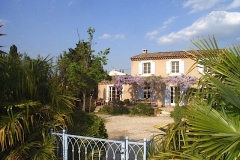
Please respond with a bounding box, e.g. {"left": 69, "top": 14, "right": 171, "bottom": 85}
{"left": 124, "top": 99, "right": 130, "bottom": 105}
{"left": 99, "top": 105, "right": 130, "bottom": 115}
{"left": 68, "top": 110, "right": 108, "bottom": 138}
{"left": 170, "top": 105, "right": 187, "bottom": 123}
{"left": 130, "top": 103, "right": 154, "bottom": 116}
{"left": 100, "top": 105, "right": 113, "bottom": 113}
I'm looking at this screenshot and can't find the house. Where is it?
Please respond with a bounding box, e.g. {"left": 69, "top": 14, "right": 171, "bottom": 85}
{"left": 98, "top": 49, "right": 202, "bottom": 106}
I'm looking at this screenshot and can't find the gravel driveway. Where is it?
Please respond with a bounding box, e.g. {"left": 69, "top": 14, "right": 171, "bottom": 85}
{"left": 97, "top": 107, "right": 174, "bottom": 141}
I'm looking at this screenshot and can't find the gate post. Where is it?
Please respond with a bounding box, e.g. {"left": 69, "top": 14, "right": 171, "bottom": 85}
{"left": 125, "top": 137, "right": 129, "bottom": 160}
{"left": 121, "top": 142, "right": 125, "bottom": 160}
{"left": 143, "top": 138, "right": 147, "bottom": 160}
{"left": 62, "top": 130, "right": 68, "bottom": 160}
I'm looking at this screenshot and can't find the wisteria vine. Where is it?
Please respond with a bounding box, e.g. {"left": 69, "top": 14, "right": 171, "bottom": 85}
{"left": 114, "top": 75, "right": 197, "bottom": 91}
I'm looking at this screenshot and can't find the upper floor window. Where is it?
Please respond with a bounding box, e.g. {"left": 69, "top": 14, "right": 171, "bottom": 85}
{"left": 139, "top": 61, "right": 155, "bottom": 75}
{"left": 143, "top": 62, "right": 151, "bottom": 74}
{"left": 166, "top": 60, "right": 184, "bottom": 75}
{"left": 171, "top": 61, "right": 179, "bottom": 73}
{"left": 198, "top": 61, "right": 210, "bottom": 74}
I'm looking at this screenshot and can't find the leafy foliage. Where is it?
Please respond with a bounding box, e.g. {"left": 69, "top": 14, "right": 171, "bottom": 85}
{"left": 130, "top": 103, "right": 154, "bottom": 116}
{"left": 150, "top": 36, "right": 240, "bottom": 159}
{"left": 68, "top": 110, "right": 108, "bottom": 139}
{"left": 0, "top": 43, "right": 110, "bottom": 159}
{"left": 58, "top": 28, "right": 110, "bottom": 111}
{"left": 99, "top": 104, "right": 130, "bottom": 115}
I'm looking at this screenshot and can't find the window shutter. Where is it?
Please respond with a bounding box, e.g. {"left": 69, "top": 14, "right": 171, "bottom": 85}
{"left": 180, "top": 60, "right": 184, "bottom": 74}
{"left": 164, "top": 86, "right": 170, "bottom": 106}
{"left": 166, "top": 61, "right": 170, "bottom": 74}
{"left": 151, "top": 62, "right": 155, "bottom": 74}
{"left": 138, "top": 86, "right": 143, "bottom": 100}
{"left": 198, "top": 64, "right": 204, "bottom": 74}
{"left": 179, "top": 86, "right": 185, "bottom": 106}
{"left": 138, "top": 62, "right": 142, "bottom": 75}
{"left": 151, "top": 89, "right": 156, "bottom": 101}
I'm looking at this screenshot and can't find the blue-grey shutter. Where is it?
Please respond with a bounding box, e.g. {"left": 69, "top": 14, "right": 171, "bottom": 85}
{"left": 138, "top": 86, "right": 143, "bottom": 100}
{"left": 180, "top": 60, "right": 184, "bottom": 74}
{"left": 151, "top": 89, "right": 155, "bottom": 101}
{"left": 179, "top": 86, "right": 185, "bottom": 106}
{"left": 165, "top": 86, "right": 170, "bottom": 106}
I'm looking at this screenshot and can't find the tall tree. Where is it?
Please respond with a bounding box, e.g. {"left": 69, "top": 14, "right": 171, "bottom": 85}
{"left": 0, "top": 22, "right": 6, "bottom": 53}
{"left": 59, "top": 27, "right": 110, "bottom": 112}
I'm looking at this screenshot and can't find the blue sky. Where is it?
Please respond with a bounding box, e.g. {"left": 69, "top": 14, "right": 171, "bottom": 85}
{"left": 1, "top": 0, "right": 240, "bottom": 74}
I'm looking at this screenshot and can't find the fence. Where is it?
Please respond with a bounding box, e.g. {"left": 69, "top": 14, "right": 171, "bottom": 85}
{"left": 51, "top": 129, "right": 153, "bottom": 160}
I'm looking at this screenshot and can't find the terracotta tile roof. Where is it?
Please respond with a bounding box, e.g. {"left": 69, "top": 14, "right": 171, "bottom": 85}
{"left": 131, "top": 50, "right": 193, "bottom": 61}
{"left": 98, "top": 76, "right": 116, "bottom": 85}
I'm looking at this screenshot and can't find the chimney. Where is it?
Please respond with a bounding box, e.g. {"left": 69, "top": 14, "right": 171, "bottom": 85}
{"left": 142, "top": 49, "right": 147, "bottom": 54}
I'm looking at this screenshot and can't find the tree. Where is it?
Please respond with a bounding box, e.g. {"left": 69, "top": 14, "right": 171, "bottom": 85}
{"left": 0, "top": 46, "right": 75, "bottom": 159}
{"left": 59, "top": 28, "right": 110, "bottom": 112}
{"left": 150, "top": 36, "right": 240, "bottom": 159}
{"left": 0, "top": 22, "right": 6, "bottom": 53}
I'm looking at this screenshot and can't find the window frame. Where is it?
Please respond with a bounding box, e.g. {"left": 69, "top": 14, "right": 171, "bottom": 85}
{"left": 107, "top": 85, "right": 123, "bottom": 101}
{"left": 143, "top": 62, "right": 151, "bottom": 74}
{"left": 166, "top": 59, "right": 184, "bottom": 75}
{"left": 138, "top": 60, "right": 155, "bottom": 76}
{"left": 143, "top": 86, "right": 152, "bottom": 99}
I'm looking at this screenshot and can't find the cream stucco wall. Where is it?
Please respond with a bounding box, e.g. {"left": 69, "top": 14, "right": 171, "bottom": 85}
{"left": 98, "top": 83, "right": 133, "bottom": 102}
{"left": 131, "top": 58, "right": 201, "bottom": 78}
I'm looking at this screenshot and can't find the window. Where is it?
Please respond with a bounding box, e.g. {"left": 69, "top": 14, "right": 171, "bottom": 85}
{"left": 143, "top": 62, "right": 151, "bottom": 74}
{"left": 171, "top": 61, "right": 179, "bottom": 73}
{"left": 170, "top": 86, "right": 180, "bottom": 104}
{"left": 166, "top": 60, "right": 184, "bottom": 75}
{"left": 143, "top": 86, "right": 151, "bottom": 99}
{"left": 109, "top": 86, "right": 121, "bottom": 101}
{"left": 198, "top": 63, "right": 210, "bottom": 74}
{"left": 138, "top": 61, "right": 155, "bottom": 75}
{"left": 165, "top": 86, "right": 182, "bottom": 106}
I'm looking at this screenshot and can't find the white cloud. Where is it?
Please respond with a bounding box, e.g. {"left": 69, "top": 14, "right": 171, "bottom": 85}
{"left": 146, "top": 30, "right": 159, "bottom": 40}
{"left": 99, "top": 34, "right": 111, "bottom": 39}
{"left": 157, "top": 11, "right": 240, "bottom": 44}
{"left": 183, "top": 0, "right": 224, "bottom": 13}
{"left": 115, "top": 34, "right": 125, "bottom": 39}
{"left": 163, "top": 16, "right": 176, "bottom": 25}
{"left": 145, "top": 17, "right": 176, "bottom": 40}
{"left": 225, "top": 0, "right": 240, "bottom": 10}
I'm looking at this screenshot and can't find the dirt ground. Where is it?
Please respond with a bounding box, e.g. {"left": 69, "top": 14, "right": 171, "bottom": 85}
{"left": 97, "top": 106, "right": 174, "bottom": 141}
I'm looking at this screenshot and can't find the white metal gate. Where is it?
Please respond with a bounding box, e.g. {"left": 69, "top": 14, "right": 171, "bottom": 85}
{"left": 51, "top": 129, "right": 152, "bottom": 160}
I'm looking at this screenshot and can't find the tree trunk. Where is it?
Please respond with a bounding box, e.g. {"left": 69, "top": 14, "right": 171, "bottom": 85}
{"left": 82, "top": 91, "right": 86, "bottom": 112}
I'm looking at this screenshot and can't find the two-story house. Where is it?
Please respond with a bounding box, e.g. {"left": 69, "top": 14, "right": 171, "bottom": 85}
{"left": 98, "top": 49, "right": 202, "bottom": 106}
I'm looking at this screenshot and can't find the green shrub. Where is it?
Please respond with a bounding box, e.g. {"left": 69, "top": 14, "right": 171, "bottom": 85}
{"left": 170, "top": 105, "right": 187, "bottom": 123}
{"left": 130, "top": 103, "right": 154, "bottom": 116}
{"left": 99, "top": 105, "right": 130, "bottom": 115}
{"left": 124, "top": 99, "right": 130, "bottom": 105}
{"left": 100, "top": 105, "right": 113, "bottom": 113}
{"left": 130, "top": 107, "right": 139, "bottom": 115}
{"left": 68, "top": 110, "right": 108, "bottom": 138}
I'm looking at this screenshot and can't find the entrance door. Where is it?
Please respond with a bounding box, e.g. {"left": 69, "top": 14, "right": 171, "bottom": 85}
{"left": 109, "top": 86, "right": 121, "bottom": 101}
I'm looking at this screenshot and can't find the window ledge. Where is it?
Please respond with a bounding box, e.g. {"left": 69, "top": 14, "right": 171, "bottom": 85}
{"left": 168, "top": 73, "right": 182, "bottom": 76}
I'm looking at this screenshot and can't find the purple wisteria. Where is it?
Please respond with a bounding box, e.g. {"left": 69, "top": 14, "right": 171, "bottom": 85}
{"left": 114, "top": 75, "right": 197, "bottom": 91}
{"left": 163, "top": 75, "right": 197, "bottom": 89}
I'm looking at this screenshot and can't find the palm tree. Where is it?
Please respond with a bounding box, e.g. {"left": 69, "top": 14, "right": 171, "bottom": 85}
{"left": 150, "top": 36, "right": 240, "bottom": 159}
{"left": 0, "top": 50, "right": 76, "bottom": 160}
